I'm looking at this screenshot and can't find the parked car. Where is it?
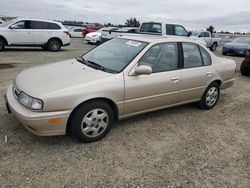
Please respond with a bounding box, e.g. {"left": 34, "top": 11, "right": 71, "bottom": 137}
{"left": 85, "top": 27, "right": 118, "bottom": 44}
{"left": 222, "top": 37, "right": 250, "bottom": 56}
{"left": 101, "top": 22, "right": 206, "bottom": 46}
{"left": 82, "top": 27, "right": 97, "bottom": 37}
{"left": 69, "top": 27, "right": 85, "bottom": 38}
{"left": 0, "top": 18, "right": 70, "bottom": 51}
{"left": 101, "top": 27, "right": 138, "bottom": 42}
{"left": 192, "top": 31, "right": 221, "bottom": 51}
{"left": 4, "top": 36, "right": 236, "bottom": 142}
{"left": 240, "top": 46, "right": 250, "bottom": 75}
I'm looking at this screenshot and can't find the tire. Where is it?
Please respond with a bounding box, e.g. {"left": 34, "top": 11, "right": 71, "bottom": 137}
{"left": 0, "top": 38, "right": 5, "bottom": 51}
{"left": 210, "top": 43, "right": 217, "bottom": 51}
{"left": 240, "top": 60, "right": 249, "bottom": 75}
{"left": 47, "top": 39, "right": 61, "bottom": 52}
{"left": 198, "top": 82, "right": 220, "bottom": 110}
{"left": 222, "top": 52, "right": 227, "bottom": 55}
{"left": 69, "top": 101, "right": 115, "bottom": 143}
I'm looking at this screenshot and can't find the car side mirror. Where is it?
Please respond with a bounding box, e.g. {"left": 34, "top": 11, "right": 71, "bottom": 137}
{"left": 134, "top": 65, "right": 152, "bottom": 75}
{"left": 188, "top": 31, "right": 192, "bottom": 36}
{"left": 198, "top": 35, "right": 201, "bottom": 38}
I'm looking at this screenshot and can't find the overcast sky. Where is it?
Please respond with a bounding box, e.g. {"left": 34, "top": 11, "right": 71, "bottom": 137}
{"left": 0, "top": 0, "right": 250, "bottom": 32}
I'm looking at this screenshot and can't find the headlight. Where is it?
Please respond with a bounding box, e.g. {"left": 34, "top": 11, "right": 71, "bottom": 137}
{"left": 18, "top": 92, "right": 43, "bottom": 110}
{"left": 91, "top": 35, "right": 98, "bottom": 37}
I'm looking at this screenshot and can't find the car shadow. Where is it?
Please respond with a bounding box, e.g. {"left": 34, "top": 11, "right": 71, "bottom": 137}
{"left": 3, "top": 48, "right": 68, "bottom": 52}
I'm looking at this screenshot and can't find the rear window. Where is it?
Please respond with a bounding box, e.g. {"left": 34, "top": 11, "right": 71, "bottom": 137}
{"left": 140, "top": 23, "right": 162, "bottom": 33}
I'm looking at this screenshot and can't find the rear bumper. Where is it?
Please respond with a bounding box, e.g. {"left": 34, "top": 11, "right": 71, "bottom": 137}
{"left": 5, "top": 84, "right": 70, "bottom": 136}
{"left": 62, "top": 42, "right": 70, "bottom": 46}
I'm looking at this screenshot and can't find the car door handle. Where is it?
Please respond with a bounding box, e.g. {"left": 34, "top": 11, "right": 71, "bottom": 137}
{"left": 206, "top": 72, "right": 213, "bottom": 76}
{"left": 171, "top": 77, "right": 180, "bottom": 82}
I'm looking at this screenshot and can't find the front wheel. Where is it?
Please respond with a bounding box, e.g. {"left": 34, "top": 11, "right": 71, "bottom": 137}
{"left": 198, "top": 82, "right": 220, "bottom": 110}
{"left": 0, "top": 38, "right": 5, "bottom": 51}
{"left": 69, "top": 101, "right": 115, "bottom": 143}
{"left": 47, "top": 39, "right": 61, "bottom": 52}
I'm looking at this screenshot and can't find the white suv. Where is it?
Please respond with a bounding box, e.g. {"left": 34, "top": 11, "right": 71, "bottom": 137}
{"left": 0, "top": 18, "right": 70, "bottom": 51}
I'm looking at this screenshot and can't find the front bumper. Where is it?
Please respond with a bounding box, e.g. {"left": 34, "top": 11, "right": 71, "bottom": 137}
{"left": 84, "top": 36, "right": 99, "bottom": 43}
{"left": 223, "top": 47, "right": 246, "bottom": 56}
{"left": 4, "top": 84, "right": 71, "bottom": 136}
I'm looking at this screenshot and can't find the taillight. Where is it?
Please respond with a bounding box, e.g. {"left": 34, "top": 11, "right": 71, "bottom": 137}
{"left": 64, "top": 31, "right": 69, "bottom": 36}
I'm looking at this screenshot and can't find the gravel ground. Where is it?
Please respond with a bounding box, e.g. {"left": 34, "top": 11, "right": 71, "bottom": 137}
{"left": 0, "top": 39, "right": 249, "bottom": 187}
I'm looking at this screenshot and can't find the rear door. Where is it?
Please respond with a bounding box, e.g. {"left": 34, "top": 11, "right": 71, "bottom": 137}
{"left": 8, "top": 20, "right": 33, "bottom": 45}
{"left": 31, "top": 21, "right": 60, "bottom": 45}
{"left": 124, "top": 42, "right": 181, "bottom": 115}
{"left": 179, "top": 42, "right": 214, "bottom": 102}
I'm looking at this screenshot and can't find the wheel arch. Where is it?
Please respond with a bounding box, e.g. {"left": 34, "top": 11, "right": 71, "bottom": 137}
{"left": 47, "top": 37, "right": 63, "bottom": 45}
{"left": 0, "top": 35, "right": 8, "bottom": 45}
{"left": 66, "top": 97, "right": 119, "bottom": 135}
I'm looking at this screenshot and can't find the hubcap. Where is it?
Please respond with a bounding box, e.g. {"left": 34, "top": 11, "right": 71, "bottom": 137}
{"left": 81, "top": 108, "right": 109, "bottom": 138}
{"left": 206, "top": 87, "right": 218, "bottom": 107}
{"left": 50, "top": 40, "right": 59, "bottom": 51}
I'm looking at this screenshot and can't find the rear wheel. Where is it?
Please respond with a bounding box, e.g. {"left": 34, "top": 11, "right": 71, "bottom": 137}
{"left": 69, "top": 101, "right": 115, "bottom": 143}
{"left": 0, "top": 38, "right": 5, "bottom": 51}
{"left": 198, "top": 82, "right": 220, "bottom": 110}
{"left": 240, "top": 60, "right": 249, "bottom": 75}
{"left": 47, "top": 39, "right": 61, "bottom": 52}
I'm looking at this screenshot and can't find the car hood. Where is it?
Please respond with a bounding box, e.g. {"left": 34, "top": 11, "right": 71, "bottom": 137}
{"left": 15, "top": 59, "right": 113, "bottom": 98}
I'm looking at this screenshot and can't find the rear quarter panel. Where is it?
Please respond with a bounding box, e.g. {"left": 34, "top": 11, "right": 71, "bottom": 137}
{"left": 213, "top": 57, "right": 236, "bottom": 89}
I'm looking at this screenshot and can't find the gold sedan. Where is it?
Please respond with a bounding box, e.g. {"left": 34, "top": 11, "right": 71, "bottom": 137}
{"left": 4, "top": 36, "right": 236, "bottom": 142}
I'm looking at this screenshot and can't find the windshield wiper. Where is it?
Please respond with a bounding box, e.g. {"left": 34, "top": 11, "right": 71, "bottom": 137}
{"left": 76, "top": 56, "right": 88, "bottom": 65}
{"left": 76, "top": 57, "right": 117, "bottom": 73}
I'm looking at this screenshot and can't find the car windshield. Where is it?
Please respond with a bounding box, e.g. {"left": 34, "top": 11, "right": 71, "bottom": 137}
{"left": 233, "top": 37, "right": 250, "bottom": 44}
{"left": 81, "top": 38, "right": 147, "bottom": 73}
{"left": 0, "top": 18, "right": 18, "bottom": 27}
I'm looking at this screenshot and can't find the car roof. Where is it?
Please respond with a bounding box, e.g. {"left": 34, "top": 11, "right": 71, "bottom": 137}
{"left": 118, "top": 35, "right": 200, "bottom": 44}
{"left": 14, "top": 17, "right": 62, "bottom": 25}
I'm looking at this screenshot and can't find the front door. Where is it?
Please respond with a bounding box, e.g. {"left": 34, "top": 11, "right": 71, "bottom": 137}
{"left": 9, "top": 20, "right": 33, "bottom": 45}
{"left": 124, "top": 42, "right": 181, "bottom": 115}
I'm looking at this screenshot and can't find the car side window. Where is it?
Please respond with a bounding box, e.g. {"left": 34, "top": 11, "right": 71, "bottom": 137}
{"left": 11, "top": 21, "right": 31, "bottom": 29}
{"left": 138, "top": 43, "right": 178, "bottom": 73}
{"left": 74, "top": 29, "right": 82, "bottom": 32}
{"left": 183, "top": 43, "right": 203, "bottom": 68}
{"left": 204, "top": 32, "right": 210, "bottom": 37}
{"left": 174, "top": 25, "right": 188, "bottom": 36}
{"left": 200, "top": 46, "right": 212, "bottom": 66}
{"left": 48, "top": 23, "right": 61, "bottom": 29}
{"left": 198, "top": 32, "right": 205, "bottom": 37}
{"left": 31, "top": 21, "right": 49, "bottom": 29}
